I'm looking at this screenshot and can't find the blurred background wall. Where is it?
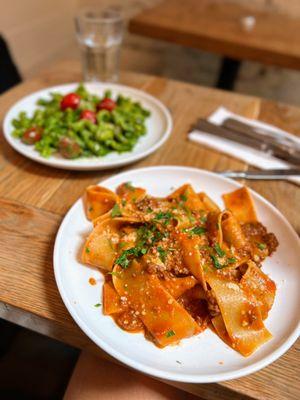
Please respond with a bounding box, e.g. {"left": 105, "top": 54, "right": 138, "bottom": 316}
{"left": 1, "top": 0, "right": 300, "bottom": 105}
{"left": 0, "top": 0, "right": 160, "bottom": 78}
{"left": 0, "top": 0, "right": 77, "bottom": 77}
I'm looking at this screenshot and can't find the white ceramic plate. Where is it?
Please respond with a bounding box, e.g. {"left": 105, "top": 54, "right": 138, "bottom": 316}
{"left": 53, "top": 166, "right": 300, "bottom": 383}
{"left": 3, "top": 83, "right": 172, "bottom": 170}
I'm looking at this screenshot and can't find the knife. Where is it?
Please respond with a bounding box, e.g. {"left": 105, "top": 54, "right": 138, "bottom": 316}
{"left": 219, "top": 168, "right": 300, "bottom": 180}
{"left": 193, "top": 119, "right": 300, "bottom": 165}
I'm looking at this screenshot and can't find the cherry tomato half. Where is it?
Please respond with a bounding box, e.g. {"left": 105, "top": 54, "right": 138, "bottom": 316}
{"left": 22, "top": 127, "right": 42, "bottom": 145}
{"left": 80, "top": 109, "right": 97, "bottom": 123}
{"left": 97, "top": 98, "right": 116, "bottom": 112}
{"left": 58, "top": 137, "right": 82, "bottom": 159}
{"left": 60, "top": 93, "right": 80, "bottom": 111}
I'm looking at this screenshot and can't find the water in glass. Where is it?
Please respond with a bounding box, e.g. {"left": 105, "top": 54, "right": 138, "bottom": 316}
{"left": 75, "top": 8, "right": 124, "bottom": 82}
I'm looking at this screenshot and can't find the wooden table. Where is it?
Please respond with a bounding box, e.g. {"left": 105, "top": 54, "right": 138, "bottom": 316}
{"left": 0, "top": 60, "right": 299, "bottom": 400}
{"left": 129, "top": 0, "right": 300, "bottom": 89}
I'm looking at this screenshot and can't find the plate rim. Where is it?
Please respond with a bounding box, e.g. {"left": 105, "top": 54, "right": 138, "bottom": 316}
{"left": 3, "top": 82, "right": 173, "bottom": 171}
{"left": 53, "top": 165, "right": 300, "bottom": 383}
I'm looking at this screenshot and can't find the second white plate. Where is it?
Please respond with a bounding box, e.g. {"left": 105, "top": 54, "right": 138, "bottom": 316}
{"left": 3, "top": 83, "right": 172, "bottom": 170}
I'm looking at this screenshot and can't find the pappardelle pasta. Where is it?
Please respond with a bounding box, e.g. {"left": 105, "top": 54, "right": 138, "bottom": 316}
{"left": 81, "top": 182, "right": 278, "bottom": 356}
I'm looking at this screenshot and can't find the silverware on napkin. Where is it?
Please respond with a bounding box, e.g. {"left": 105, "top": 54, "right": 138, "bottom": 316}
{"left": 223, "top": 118, "right": 300, "bottom": 151}
{"left": 193, "top": 119, "right": 300, "bottom": 165}
{"left": 219, "top": 168, "right": 300, "bottom": 180}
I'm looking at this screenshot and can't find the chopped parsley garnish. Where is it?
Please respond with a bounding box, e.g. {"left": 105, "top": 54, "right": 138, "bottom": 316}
{"left": 166, "top": 329, "right": 175, "bottom": 338}
{"left": 115, "top": 247, "right": 140, "bottom": 268}
{"left": 210, "top": 249, "right": 236, "bottom": 268}
{"left": 115, "top": 251, "right": 131, "bottom": 269}
{"left": 136, "top": 225, "right": 152, "bottom": 247}
{"left": 182, "top": 226, "right": 206, "bottom": 236}
{"left": 210, "top": 254, "right": 223, "bottom": 269}
{"left": 200, "top": 215, "right": 207, "bottom": 223}
{"left": 94, "top": 303, "right": 101, "bottom": 307}
{"left": 157, "top": 246, "right": 167, "bottom": 262}
{"left": 191, "top": 226, "right": 206, "bottom": 235}
{"left": 227, "top": 257, "right": 237, "bottom": 264}
{"left": 119, "top": 241, "right": 127, "bottom": 249}
{"left": 115, "top": 223, "right": 170, "bottom": 270}
{"left": 257, "top": 243, "right": 267, "bottom": 250}
{"left": 115, "top": 244, "right": 147, "bottom": 269}
{"left": 124, "top": 181, "right": 134, "bottom": 191}
{"left": 88, "top": 206, "right": 93, "bottom": 212}
{"left": 154, "top": 211, "right": 173, "bottom": 225}
{"left": 121, "top": 199, "right": 127, "bottom": 206}
{"left": 153, "top": 229, "right": 169, "bottom": 243}
{"left": 85, "top": 247, "right": 90, "bottom": 254}
{"left": 111, "top": 203, "right": 122, "bottom": 218}
{"left": 183, "top": 206, "right": 195, "bottom": 223}
{"left": 136, "top": 224, "right": 169, "bottom": 249}
{"left": 146, "top": 207, "right": 153, "bottom": 213}
{"left": 180, "top": 192, "right": 187, "bottom": 202}
{"left": 214, "top": 243, "right": 225, "bottom": 257}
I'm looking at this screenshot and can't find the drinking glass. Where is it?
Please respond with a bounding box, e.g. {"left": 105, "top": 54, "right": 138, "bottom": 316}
{"left": 75, "top": 8, "right": 124, "bottom": 82}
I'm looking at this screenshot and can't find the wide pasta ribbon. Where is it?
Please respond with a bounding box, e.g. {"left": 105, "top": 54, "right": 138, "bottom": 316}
{"left": 207, "top": 270, "right": 272, "bottom": 356}
{"left": 113, "top": 260, "right": 200, "bottom": 347}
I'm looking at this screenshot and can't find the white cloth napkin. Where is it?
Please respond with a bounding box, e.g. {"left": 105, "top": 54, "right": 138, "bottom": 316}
{"left": 188, "top": 107, "right": 300, "bottom": 185}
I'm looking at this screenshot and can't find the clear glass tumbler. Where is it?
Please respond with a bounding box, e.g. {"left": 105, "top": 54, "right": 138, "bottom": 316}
{"left": 75, "top": 8, "right": 124, "bottom": 82}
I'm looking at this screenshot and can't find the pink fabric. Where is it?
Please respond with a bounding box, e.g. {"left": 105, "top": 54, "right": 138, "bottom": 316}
{"left": 64, "top": 352, "right": 200, "bottom": 400}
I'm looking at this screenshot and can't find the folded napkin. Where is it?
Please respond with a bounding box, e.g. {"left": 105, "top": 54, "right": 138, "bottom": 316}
{"left": 188, "top": 107, "right": 300, "bottom": 185}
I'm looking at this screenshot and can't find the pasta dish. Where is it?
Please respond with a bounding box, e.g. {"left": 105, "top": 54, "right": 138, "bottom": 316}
{"left": 81, "top": 182, "right": 278, "bottom": 356}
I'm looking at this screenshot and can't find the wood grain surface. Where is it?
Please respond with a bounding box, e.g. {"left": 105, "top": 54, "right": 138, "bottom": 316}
{"left": 0, "top": 60, "right": 299, "bottom": 400}
{"left": 129, "top": 0, "right": 300, "bottom": 70}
